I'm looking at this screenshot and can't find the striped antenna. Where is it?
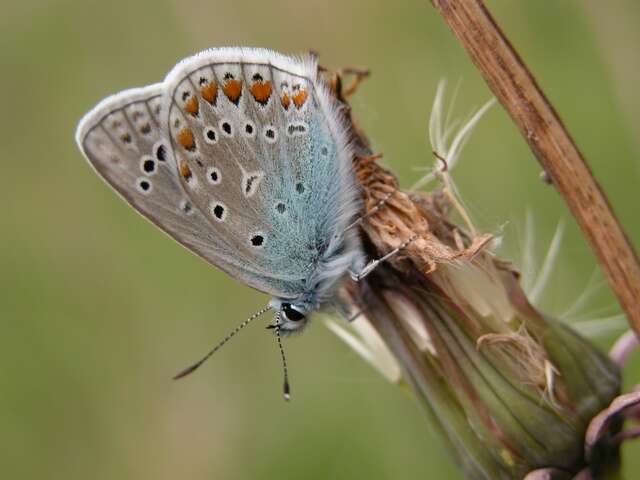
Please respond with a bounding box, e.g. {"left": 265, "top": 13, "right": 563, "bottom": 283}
{"left": 274, "top": 311, "right": 291, "bottom": 401}
{"left": 173, "top": 305, "right": 272, "bottom": 380}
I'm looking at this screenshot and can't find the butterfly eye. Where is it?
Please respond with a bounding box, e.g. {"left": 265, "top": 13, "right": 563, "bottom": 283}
{"left": 282, "top": 303, "right": 305, "bottom": 322}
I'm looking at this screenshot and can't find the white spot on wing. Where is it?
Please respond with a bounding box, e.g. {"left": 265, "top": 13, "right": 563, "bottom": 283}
{"left": 219, "top": 119, "right": 234, "bottom": 138}
{"left": 206, "top": 166, "right": 221, "bottom": 185}
{"left": 243, "top": 121, "right": 256, "bottom": 138}
{"left": 152, "top": 140, "right": 170, "bottom": 163}
{"left": 203, "top": 126, "right": 218, "bottom": 144}
{"left": 135, "top": 177, "right": 153, "bottom": 194}
{"left": 241, "top": 170, "right": 264, "bottom": 197}
{"left": 250, "top": 232, "right": 266, "bottom": 248}
{"left": 286, "top": 122, "right": 309, "bottom": 137}
{"left": 139, "top": 155, "right": 157, "bottom": 176}
{"left": 179, "top": 198, "right": 194, "bottom": 215}
{"left": 263, "top": 125, "right": 278, "bottom": 143}
{"left": 210, "top": 201, "right": 228, "bottom": 222}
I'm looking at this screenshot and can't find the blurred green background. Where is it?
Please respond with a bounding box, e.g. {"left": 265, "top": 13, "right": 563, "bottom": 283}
{"left": 2, "top": 0, "right": 640, "bottom": 478}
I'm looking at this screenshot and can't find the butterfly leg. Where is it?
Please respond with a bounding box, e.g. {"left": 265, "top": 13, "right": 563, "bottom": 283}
{"left": 350, "top": 234, "right": 418, "bottom": 281}
{"left": 344, "top": 188, "right": 397, "bottom": 233}
{"left": 339, "top": 67, "right": 371, "bottom": 97}
{"left": 318, "top": 64, "right": 370, "bottom": 99}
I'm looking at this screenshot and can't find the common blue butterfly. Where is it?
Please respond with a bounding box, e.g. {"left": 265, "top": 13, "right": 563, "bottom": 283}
{"left": 76, "top": 47, "right": 366, "bottom": 396}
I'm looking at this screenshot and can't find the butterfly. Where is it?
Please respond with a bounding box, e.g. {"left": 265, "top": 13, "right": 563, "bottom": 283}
{"left": 75, "top": 47, "right": 366, "bottom": 396}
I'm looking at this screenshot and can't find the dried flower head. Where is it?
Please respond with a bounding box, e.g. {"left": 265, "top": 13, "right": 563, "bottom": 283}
{"left": 323, "top": 71, "right": 620, "bottom": 479}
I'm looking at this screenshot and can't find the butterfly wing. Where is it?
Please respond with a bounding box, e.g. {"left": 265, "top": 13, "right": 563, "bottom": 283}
{"left": 75, "top": 83, "right": 299, "bottom": 297}
{"left": 163, "top": 47, "right": 360, "bottom": 301}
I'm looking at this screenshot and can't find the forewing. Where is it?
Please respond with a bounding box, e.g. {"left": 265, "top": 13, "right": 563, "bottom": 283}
{"left": 163, "top": 47, "right": 359, "bottom": 297}
{"left": 76, "top": 83, "right": 296, "bottom": 296}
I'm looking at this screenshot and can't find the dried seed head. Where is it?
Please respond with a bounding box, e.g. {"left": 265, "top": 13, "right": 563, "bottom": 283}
{"left": 323, "top": 70, "right": 620, "bottom": 478}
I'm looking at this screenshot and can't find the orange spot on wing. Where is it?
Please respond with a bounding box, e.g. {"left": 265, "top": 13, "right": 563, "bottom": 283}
{"left": 184, "top": 96, "right": 199, "bottom": 116}
{"left": 201, "top": 81, "right": 217, "bottom": 104}
{"left": 178, "top": 160, "right": 192, "bottom": 180}
{"left": 292, "top": 89, "right": 308, "bottom": 109}
{"left": 250, "top": 80, "right": 272, "bottom": 105}
{"left": 222, "top": 79, "right": 242, "bottom": 105}
{"left": 177, "top": 128, "right": 195, "bottom": 151}
{"left": 281, "top": 93, "right": 290, "bottom": 110}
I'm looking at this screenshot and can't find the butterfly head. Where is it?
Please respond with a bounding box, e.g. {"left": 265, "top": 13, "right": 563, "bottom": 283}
{"left": 267, "top": 301, "right": 309, "bottom": 335}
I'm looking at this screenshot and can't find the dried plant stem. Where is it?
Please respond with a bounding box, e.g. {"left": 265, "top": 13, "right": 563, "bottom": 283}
{"left": 430, "top": 0, "right": 640, "bottom": 335}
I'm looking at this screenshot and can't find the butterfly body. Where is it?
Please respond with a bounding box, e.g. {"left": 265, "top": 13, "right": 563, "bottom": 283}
{"left": 76, "top": 47, "right": 363, "bottom": 333}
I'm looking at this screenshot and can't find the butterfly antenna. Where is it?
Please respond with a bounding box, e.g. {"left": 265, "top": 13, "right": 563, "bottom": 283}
{"left": 274, "top": 311, "right": 291, "bottom": 401}
{"left": 173, "top": 305, "right": 272, "bottom": 380}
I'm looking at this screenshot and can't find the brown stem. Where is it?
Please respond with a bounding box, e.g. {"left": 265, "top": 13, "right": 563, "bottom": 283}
{"left": 429, "top": 0, "right": 640, "bottom": 335}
